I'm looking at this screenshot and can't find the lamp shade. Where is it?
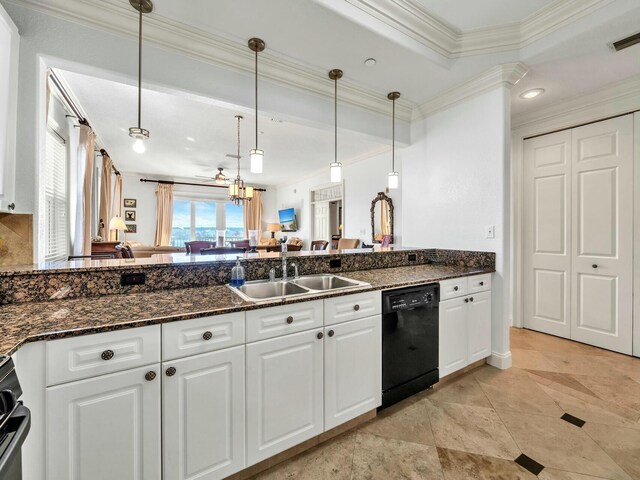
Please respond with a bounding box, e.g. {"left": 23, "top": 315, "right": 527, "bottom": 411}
{"left": 266, "top": 223, "right": 281, "bottom": 233}
{"left": 109, "top": 216, "right": 128, "bottom": 231}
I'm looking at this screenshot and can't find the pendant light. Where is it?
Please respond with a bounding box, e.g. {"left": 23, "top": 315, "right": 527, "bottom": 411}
{"left": 128, "top": 0, "right": 152, "bottom": 154}
{"left": 329, "top": 69, "right": 343, "bottom": 183}
{"left": 248, "top": 38, "right": 266, "bottom": 174}
{"left": 229, "top": 115, "right": 254, "bottom": 205}
{"left": 387, "top": 91, "right": 400, "bottom": 189}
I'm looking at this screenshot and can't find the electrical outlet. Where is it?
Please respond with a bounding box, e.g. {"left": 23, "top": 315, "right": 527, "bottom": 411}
{"left": 121, "top": 273, "right": 146, "bottom": 286}
{"left": 486, "top": 226, "right": 495, "bottom": 239}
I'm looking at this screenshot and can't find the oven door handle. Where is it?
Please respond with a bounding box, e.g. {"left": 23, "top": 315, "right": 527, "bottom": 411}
{"left": 0, "top": 405, "right": 31, "bottom": 478}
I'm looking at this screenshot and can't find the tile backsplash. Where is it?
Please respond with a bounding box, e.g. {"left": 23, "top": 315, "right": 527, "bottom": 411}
{"left": 0, "top": 214, "right": 33, "bottom": 267}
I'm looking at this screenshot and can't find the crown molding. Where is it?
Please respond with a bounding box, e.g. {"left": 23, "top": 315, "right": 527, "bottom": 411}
{"left": 340, "top": 0, "right": 612, "bottom": 58}
{"left": 512, "top": 73, "right": 640, "bottom": 135}
{"left": 414, "top": 62, "right": 529, "bottom": 120}
{"left": 8, "top": 0, "right": 414, "bottom": 122}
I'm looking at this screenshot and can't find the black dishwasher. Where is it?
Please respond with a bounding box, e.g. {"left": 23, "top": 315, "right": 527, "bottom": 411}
{"left": 0, "top": 356, "right": 30, "bottom": 480}
{"left": 381, "top": 284, "right": 439, "bottom": 409}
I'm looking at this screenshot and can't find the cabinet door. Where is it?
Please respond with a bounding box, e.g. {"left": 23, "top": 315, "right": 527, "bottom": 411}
{"left": 46, "top": 365, "right": 161, "bottom": 480}
{"left": 0, "top": 4, "right": 18, "bottom": 209}
{"left": 163, "top": 346, "right": 245, "bottom": 480}
{"left": 324, "top": 315, "right": 381, "bottom": 430}
{"left": 246, "top": 329, "right": 323, "bottom": 466}
{"left": 439, "top": 297, "right": 468, "bottom": 378}
{"left": 467, "top": 291, "right": 492, "bottom": 363}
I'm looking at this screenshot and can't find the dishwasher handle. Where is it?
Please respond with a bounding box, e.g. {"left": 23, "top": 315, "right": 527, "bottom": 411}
{"left": 0, "top": 405, "right": 31, "bottom": 478}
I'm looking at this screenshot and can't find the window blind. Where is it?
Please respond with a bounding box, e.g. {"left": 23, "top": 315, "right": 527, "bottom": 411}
{"left": 45, "top": 129, "right": 68, "bottom": 262}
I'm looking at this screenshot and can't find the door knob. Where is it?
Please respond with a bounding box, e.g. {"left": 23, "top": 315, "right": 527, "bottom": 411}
{"left": 286, "top": 316, "right": 294, "bottom": 324}
{"left": 145, "top": 371, "right": 157, "bottom": 381}
{"left": 328, "top": 330, "right": 335, "bottom": 337}
{"left": 592, "top": 264, "right": 598, "bottom": 269}
{"left": 165, "top": 367, "right": 176, "bottom": 377}
{"left": 317, "top": 332, "right": 324, "bottom": 340}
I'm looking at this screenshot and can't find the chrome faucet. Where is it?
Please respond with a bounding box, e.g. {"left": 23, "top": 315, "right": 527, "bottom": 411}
{"left": 291, "top": 262, "right": 299, "bottom": 279}
{"left": 281, "top": 251, "right": 288, "bottom": 281}
{"left": 269, "top": 268, "right": 276, "bottom": 282}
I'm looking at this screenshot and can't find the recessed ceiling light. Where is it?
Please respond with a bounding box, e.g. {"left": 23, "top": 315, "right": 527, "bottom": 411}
{"left": 364, "top": 58, "right": 377, "bottom": 67}
{"left": 520, "top": 88, "right": 545, "bottom": 99}
{"left": 186, "top": 136, "right": 195, "bottom": 142}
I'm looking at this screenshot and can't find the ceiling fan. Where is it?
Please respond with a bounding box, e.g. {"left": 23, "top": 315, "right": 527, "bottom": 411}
{"left": 195, "top": 167, "right": 230, "bottom": 185}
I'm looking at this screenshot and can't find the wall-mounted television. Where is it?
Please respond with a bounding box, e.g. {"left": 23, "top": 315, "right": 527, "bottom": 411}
{"left": 278, "top": 208, "right": 298, "bottom": 232}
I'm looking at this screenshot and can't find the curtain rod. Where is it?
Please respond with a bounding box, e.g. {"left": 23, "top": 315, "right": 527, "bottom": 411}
{"left": 140, "top": 178, "right": 267, "bottom": 192}
{"left": 49, "top": 70, "right": 87, "bottom": 125}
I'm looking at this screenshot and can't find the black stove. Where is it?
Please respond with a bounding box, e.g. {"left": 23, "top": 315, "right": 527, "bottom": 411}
{"left": 0, "top": 356, "right": 30, "bottom": 480}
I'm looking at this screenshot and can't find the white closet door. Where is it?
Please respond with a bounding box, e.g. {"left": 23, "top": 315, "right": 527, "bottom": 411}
{"left": 313, "top": 202, "right": 330, "bottom": 242}
{"left": 523, "top": 130, "right": 572, "bottom": 338}
{"left": 570, "top": 115, "right": 633, "bottom": 354}
{"left": 635, "top": 112, "right": 640, "bottom": 358}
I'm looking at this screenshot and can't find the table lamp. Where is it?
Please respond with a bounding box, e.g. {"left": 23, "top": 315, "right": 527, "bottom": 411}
{"left": 266, "top": 223, "right": 281, "bottom": 239}
{"left": 109, "top": 216, "right": 128, "bottom": 243}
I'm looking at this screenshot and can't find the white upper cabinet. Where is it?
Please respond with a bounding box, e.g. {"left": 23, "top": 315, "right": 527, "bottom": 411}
{"left": 0, "top": 4, "right": 18, "bottom": 211}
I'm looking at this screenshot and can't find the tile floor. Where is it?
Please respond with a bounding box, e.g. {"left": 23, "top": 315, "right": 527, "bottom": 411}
{"left": 251, "top": 328, "right": 640, "bottom": 479}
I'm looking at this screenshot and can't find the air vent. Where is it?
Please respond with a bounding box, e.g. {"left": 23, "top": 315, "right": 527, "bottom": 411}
{"left": 612, "top": 32, "right": 640, "bottom": 52}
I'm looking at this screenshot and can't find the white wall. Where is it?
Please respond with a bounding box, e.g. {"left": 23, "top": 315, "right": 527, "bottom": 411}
{"left": 403, "top": 87, "right": 512, "bottom": 368}
{"left": 275, "top": 150, "right": 401, "bottom": 248}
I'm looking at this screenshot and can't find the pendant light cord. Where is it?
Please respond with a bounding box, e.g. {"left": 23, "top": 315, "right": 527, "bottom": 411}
{"left": 334, "top": 76, "right": 338, "bottom": 164}
{"left": 137, "top": 7, "right": 143, "bottom": 129}
{"left": 255, "top": 50, "right": 259, "bottom": 150}
{"left": 392, "top": 96, "right": 395, "bottom": 172}
{"left": 237, "top": 116, "right": 241, "bottom": 180}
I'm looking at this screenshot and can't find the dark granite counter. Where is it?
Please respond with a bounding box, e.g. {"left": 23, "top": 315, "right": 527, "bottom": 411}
{"left": 0, "top": 263, "right": 493, "bottom": 357}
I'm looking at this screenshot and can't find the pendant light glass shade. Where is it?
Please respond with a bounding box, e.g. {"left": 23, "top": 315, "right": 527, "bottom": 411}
{"left": 229, "top": 115, "right": 255, "bottom": 206}
{"left": 128, "top": 0, "right": 152, "bottom": 154}
{"left": 330, "top": 162, "right": 342, "bottom": 183}
{"left": 388, "top": 171, "right": 399, "bottom": 189}
{"left": 250, "top": 148, "right": 264, "bottom": 174}
{"left": 387, "top": 91, "right": 401, "bottom": 189}
{"left": 132, "top": 137, "right": 146, "bottom": 154}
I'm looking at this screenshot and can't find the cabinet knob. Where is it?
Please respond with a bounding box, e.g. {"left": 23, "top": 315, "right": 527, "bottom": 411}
{"left": 454, "top": 286, "right": 459, "bottom": 291}
{"left": 145, "top": 371, "right": 157, "bottom": 382}
{"left": 479, "top": 281, "right": 484, "bottom": 286}
{"left": 353, "top": 304, "right": 360, "bottom": 311}
{"left": 317, "top": 332, "right": 324, "bottom": 340}
{"left": 328, "top": 330, "right": 335, "bottom": 337}
{"left": 202, "top": 331, "right": 213, "bottom": 341}
{"left": 464, "top": 298, "right": 469, "bottom": 303}
{"left": 470, "top": 297, "right": 474, "bottom": 302}
{"left": 592, "top": 264, "right": 598, "bottom": 269}
{"left": 165, "top": 367, "right": 176, "bottom": 377}
{"left": 101, "top": 349, "right": 114, "bottom": 361}
{"left": 286, "top": 316, "right": 294, "bottom": 324}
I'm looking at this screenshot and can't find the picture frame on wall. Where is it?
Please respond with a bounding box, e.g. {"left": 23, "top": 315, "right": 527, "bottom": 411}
{"left": 124, "top": 198, "right": 137, "bottom": 208}
{"left": 124, "top": 210, "right": 136, "bottom": 221}
{"left": 126, "top": 224, "right": 137, "bottom": 233}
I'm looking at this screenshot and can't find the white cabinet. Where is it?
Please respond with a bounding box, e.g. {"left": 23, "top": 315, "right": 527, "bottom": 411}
{"left": 246, "top": 328, "right": 324, "bottom": 466}
{"left": 0, "top": 4, "right": 18, "bottom": 211}
{"left": 324, "top": 315, "right": 381, "bottom": 430}
{"left": 163, "top": 346, "right": 245, "bottom": 480}
{"left": 324, "top": 290, "right": 381, "bottom": 326}
{"left": 439, "top": 277, "right": 492, "bottom": 378}
{"left": 46, "top": 364, "right": 161, "bottom": 480}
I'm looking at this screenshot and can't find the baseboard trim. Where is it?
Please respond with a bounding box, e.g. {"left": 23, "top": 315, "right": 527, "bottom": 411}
{"left": 487, "top": 351, "right": 512, "bottom": 370}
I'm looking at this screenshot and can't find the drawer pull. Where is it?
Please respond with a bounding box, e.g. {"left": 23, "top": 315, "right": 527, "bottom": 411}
{"left": 353, "top": 304, "right": 360, "bottom": 311}
{"left": 328, "top": 330, "right": 335, "bottom": 337}
{"left": 592, "top": 264, "right": 598, "bottom": 269}
{"left": 317, "top": 332, "right": 324, "bottom": 340}
{"left": 453, "top": 286, "right": 459, "bottom": 291}
{"left": 202, "top": 331, "right": 213, "bottom": 341}
{"left": 464, "top": 298, "right": 469, "bottom": 303}
{"left": 479, "top": 281, "right": 484, "bottom": 286}
{"left": 286, "top": 316, "right": 294, "bottom": 324}
{"left": 101, "top": 350, "right": 114, "bottom": 361}
{"left": 145, "top": 371, "right": 157, "bottom": 382}
{"left": 165, "top": 367, "right": 176, "bottom": 377}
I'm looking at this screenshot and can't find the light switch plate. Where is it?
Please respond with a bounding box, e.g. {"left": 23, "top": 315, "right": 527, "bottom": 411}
{"left": 486, "top": 225, "right": 495, "bottom": 239}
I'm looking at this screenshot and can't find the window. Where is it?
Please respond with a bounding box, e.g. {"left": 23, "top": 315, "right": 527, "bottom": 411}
{"left": 170, "top": 198, "right": 242, "bottom": 247}
{"left": 44, "top": 129, "right": 68, "bottom": 261}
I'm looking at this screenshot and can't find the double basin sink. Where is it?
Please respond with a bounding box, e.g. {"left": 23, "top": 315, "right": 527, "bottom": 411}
{"left": 231, "top": 274, "right": 370, "bottom": 302}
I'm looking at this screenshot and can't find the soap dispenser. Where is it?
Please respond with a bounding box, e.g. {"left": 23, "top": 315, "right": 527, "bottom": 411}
{"left": 230, "top": 256, "right": 245, "bottom": 287}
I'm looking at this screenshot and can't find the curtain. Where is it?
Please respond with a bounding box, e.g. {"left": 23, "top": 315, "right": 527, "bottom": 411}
{"left": 98, "top": 153, "right": 113, "bottom": 241}
{"left": 154, "top": 183, "right": 174, "bottom": 246}
{"left": 244, "top": 190, "right": 263, "bottom": 239}
{"left": 381, "top": 201, "right": 391, "bottom": 236}
{"left": 110, "top": 173, "right": 123, "bottom": 241}
{"left": 78, "top": 125, "right": 95, "bottom": 256}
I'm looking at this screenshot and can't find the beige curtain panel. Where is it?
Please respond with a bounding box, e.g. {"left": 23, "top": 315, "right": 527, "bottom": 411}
{"left": 78, "top": 125, "right": 95, "bottom": 256}
{"left": 154, "top": 183, "right": 174, "bottom": 246}
{"left": 244, "top": 190, "right": 263, "bottom": 239}
{"left": 98, "top": 153, "right": 113, "bottom": 241}
{"left": 381, "top": 201, "right": 391, "bottom": 236}
{"left": 110, "top": 173, "right": 123, "bottom": 241}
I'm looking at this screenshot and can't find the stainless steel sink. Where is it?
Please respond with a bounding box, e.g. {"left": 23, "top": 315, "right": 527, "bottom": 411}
{"left": 229, "top": 274, "right": 370, "bottom": 302}
{"left": 291, "top": 274, "right": 361, "bottom": 291}
{"left": 236, "top": 281, "right": 308, "bottom": 300}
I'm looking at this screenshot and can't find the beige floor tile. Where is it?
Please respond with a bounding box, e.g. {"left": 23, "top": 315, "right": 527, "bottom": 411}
{"left": 252, "top": 432, "right": 356, "bottom": 480}
{"left": 425, "top": 372, "right": 492, "bottom": 409}
{"left": 526, "top": 370, "right": 599, "bottom": 398}
{"left": 518, "top": 330, "right": 623, "bottom": 359}
{"left": 474, "top": 367, "right": 564, "bottom": 417}
{"left": 351, "top": 432, "right": 444, "bottom": 480}
{"left": 359, "top": 398, "right": 435, "bottom": 446}
{"left": 428, "top": 402, "right": 521, "bottom": 460}
{"left": 436, "top": 447, "right": 536, "bottom": 479}
{"left": 511, "top": 348, "right": 561, "bottom": 371}
{"left": 574, "top": 374, "right": 640, "bottom": 416}
{"left": 541, "top": 351, "right": 629, "bottom": 378}
{"left": 498, "top": 410, "right": 632, "bottom": 480}
{"left": 584, "top": 423, "right": 640, "bottom": 480}
{"left": 538, "top": 469, "right": 610, "bottom": 480}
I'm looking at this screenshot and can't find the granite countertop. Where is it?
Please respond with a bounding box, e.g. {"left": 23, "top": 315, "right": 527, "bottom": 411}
{"left": 0, "top": 263, "right": 493, "bottom": 356}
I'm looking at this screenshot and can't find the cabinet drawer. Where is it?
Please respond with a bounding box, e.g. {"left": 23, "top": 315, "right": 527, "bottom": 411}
{"left": 246, "top": 300, "right": 323, "bottom": 342}
{"left": 46, "top": 325, "right": 160, "bottom": 386}
{"left": 468, "top": 274, "right": 491, "bottom": 294}
{"left": 439, "top": 277, "right": 468, "bottom": 300}
{"left": 324, "top": 291, "right": 381, "bottom": 326}
{"left": 162, "top": 312, "right": 245, "bottom": 361}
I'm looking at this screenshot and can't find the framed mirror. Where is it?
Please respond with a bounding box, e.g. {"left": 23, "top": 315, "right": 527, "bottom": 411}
{"left": 370, "top": 192, "right": 394, "bottom": 244}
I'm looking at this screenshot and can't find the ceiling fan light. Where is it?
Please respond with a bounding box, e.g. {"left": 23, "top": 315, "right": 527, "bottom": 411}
{"left": 388, "top": 171, "right": 399, "bottom": 189}
{"left": 250, "top": 149, "right": 264, "bottom": 174}
{"left": 330, "top": 162, "right": 342, "bottom": 183}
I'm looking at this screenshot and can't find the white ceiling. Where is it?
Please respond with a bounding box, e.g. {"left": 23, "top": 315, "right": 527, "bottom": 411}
{"left": 415, "top": 0, "right": 556, "bottom": 31}
{"left": 59, "top": 69, "right": 389, "bottom": 186}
